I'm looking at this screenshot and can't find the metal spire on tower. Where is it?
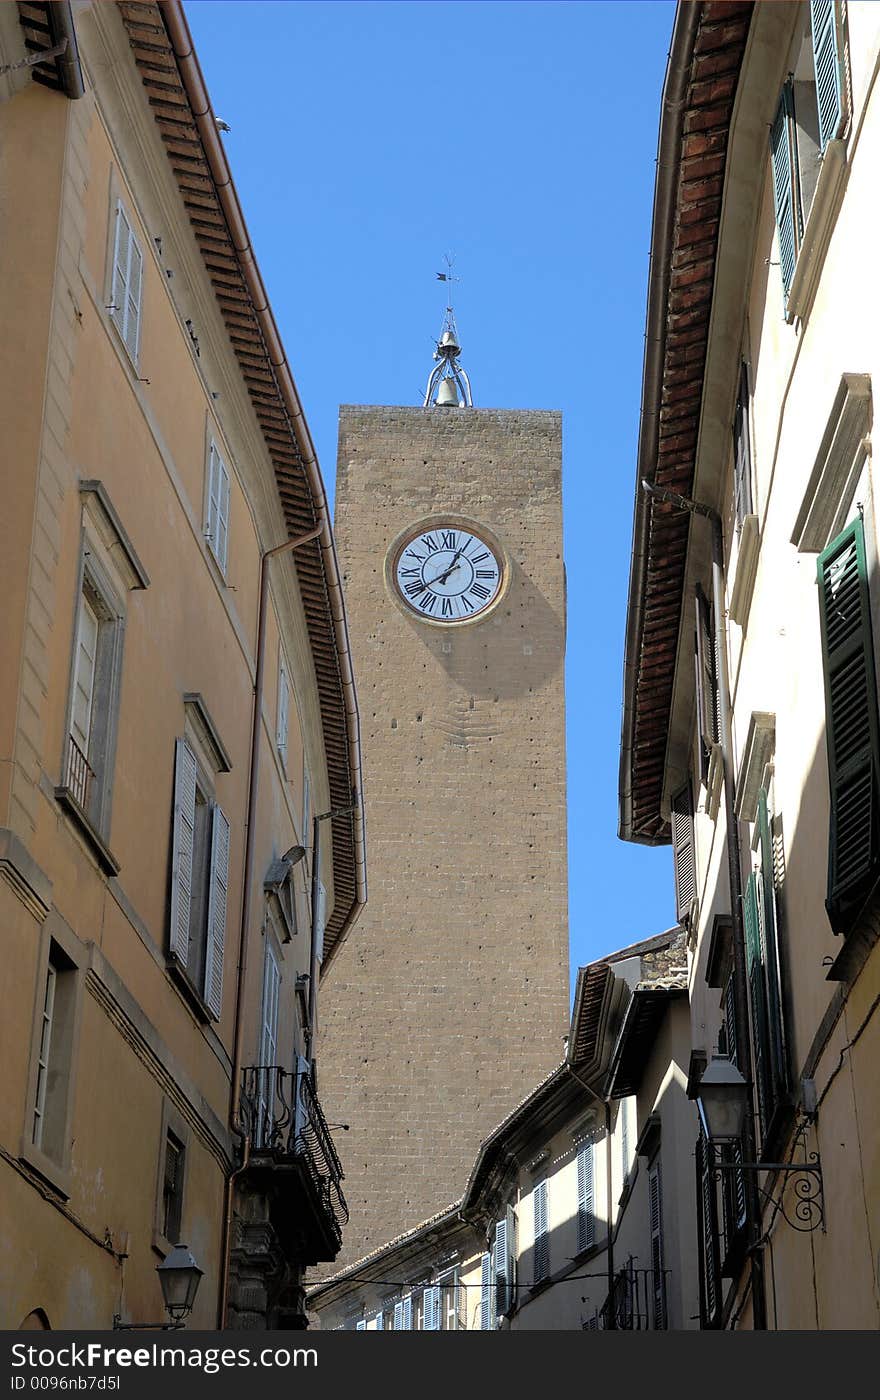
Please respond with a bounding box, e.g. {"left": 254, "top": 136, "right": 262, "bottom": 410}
{"left": 423, "top": 255, "right": 473, "bottom": 408}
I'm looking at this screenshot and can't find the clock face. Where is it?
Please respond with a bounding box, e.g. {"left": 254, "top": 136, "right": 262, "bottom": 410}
{"left": 393, "top": 523, "right": 504, "bottom": 623}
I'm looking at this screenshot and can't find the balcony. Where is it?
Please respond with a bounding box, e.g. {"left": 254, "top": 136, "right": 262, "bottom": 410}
{"left": 238, "top": 1065, "right": 348, "bottom": 1263}
{"left": 586, "top": 1260, "right": 668, "bottom": 1330}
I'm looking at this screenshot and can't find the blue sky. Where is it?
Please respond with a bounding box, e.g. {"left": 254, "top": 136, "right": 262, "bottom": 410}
{"left": 187, "top": 0, "right": 678, "bottom": 986}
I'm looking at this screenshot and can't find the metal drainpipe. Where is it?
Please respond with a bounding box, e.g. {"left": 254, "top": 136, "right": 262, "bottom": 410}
{"left": 641, "top": 481, "right": 767, "bottom": 1331}
{"left": 566, "top": 1064, "right": 614, "bottom": 1329}
{"left": 219, "top": 523, "right": 322, "bottom": 1329}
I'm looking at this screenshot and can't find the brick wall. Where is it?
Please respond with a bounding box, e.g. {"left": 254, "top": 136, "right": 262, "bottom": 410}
{"left": 316, "top": 406, "right": 570, "bottom": 1270}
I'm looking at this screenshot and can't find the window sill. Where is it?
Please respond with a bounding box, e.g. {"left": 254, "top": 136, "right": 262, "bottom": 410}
{"left": 166, "top": 955, "right": 215, "bottom": 1025}
{"left": 728, "top": 514, "right": 759, "bottom": 626}
{"left": 786, "top": 139, "right": 847, "bottom": 325}
{"left": 19, "top": 1139, "right": 72, "bottom": 1201}
{"left": 55, "top": 787, "right": 121, "bottom": 876}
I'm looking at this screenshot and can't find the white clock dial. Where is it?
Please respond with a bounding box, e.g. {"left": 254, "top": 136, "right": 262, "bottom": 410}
{"left": 393, "top": 524, "right": 503, "bottom": 622}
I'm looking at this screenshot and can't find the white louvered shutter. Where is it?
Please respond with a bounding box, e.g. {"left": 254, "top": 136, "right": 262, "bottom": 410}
{"left": 111, "top": 200, "right": 142, "bottom": 363}
{"left": 204, "top": 803, "right": 230, "bottom": 1019}
{"left": 494, "top": 1216, "right": 508, "bottom": 1317}
{"left": 400, "top": 1294, "right": 412, "bottom": 1330}
{"left": 811, "top": 0, "right": 844, "bottom": 151}
{"left": 169, "top": 739, "right": 197, "bottom": 964}
{"left": 216, "top": 452, "right": 230, "bottom": 572}
{"left": 392, "top": 1300, "right": 403, "bottom": 1330}
{"left": 373, "top": 1312, "right": 384, "bottom": 1331}
{"left": 355, "top": 1319, "right": 366, "bottom": 1332}
{"left": 277, "top": 655, "right": 289, "bottom": 764}
{"left": 533, "top": 1179, "right": 549, "bottom": 1281}
{"left": 423, "top": 1285, "right": 441, "bottom": 1331}
{"left": 71, "top": 595, "right": 99, "bottom": 757}
{"left": 315, "top": 880, "right": 327, "bottom": 964}
{"left": 621, "top": 1099, "right": 630, "bottom": 1183}
{"left": 577, "top": 1138, "right": 595, "bottom": 1253}
{"left": 480, "top": 1251, "right": 493, "bottom": 1329}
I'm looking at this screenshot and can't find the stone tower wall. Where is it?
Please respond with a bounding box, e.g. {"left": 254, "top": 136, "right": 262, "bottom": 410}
{"left": 317, "top": 406, "right": 570, "bottom": 1269}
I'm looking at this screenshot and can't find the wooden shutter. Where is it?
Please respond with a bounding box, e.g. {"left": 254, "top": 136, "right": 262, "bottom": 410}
{"left": 671, "top": 782, "right": 697, "bottom": 924}
{"left": 110, "top": 201, "right": 131, "bottom": 343}
{"left": 811, "top": 0, "right": 844, "bottom": 151}
{"left": 373, "top": 1312, "right": 384, "bottom": 1331}
{"left": 533, "top": 1179, "right": 549, "bottom": 1282}
{"left": 204, "top": 803, "right": 229, "bottom": 1020}
{"left": 744, "top": 872, "right": 774, "bottom": 1139}
{"left": 577, "top": 1138, "right": 595, "bottom": 1253}
{"left": 71, "top": 595, "right": 99, "bottom": 757}
{"left": 392, "top": 1300, "right": 403, "bottom": 1330}
{"left": 125, "top": 233, "right": 143, "bottom": 362}
{"left": 494, "top": 1216, "right": 509, "bottom": 1316}
{"left": 355, "top": 1318, "right": 366, "bottom": 1332}
{"left": 621, "top": 1099, "right": 630, "bottom": 1184}
{"left": 216, "top": 454, "right": 230, "bottom": 572}
{"left": 770, "top": 83, "right": 799, "bottom": 302}
{"left": 400, "top": 1294, "right": 412, "bottom": 1330}
{"left": 721, "top": 975, "right": 746, "bottom": 1237}
{"left": 481, "top": 1251, "right": 495, "bottom": 1329}
{"left": 695, "top": 587, "right": 717, "bottom": 780}
{"left": 648, "top": 1161, "right": 666, "bottom": 1329}
{"left": 169, "top": 739, "right": 197, "bottom": 964}
{"left": 817, "top": 517, "right": 880, "bottom": 930}
{"left": 733, "top": 361, "right": 753, "bottom": 526}
{"left": 696, "top": 1133, "right": 721, "bottom": 1328}
{"left": 756, "top": 789, "right": 788, "bottom": 1107}
{"left": 315, "top": 880, "right": 327, "bottom": 964}
{"left": 423, "top": 1285, "right": 441, "bottom": 1331}
{"left": 277, "top": 655, "right": 289, "bottom": 763}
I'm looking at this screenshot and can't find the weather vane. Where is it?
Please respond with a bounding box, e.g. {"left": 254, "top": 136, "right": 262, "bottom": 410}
{"left": 423, "top": 254, "right": 473, "bottom": 408}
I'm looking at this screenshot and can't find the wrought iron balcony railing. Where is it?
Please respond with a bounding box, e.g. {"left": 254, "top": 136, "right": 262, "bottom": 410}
{"left": 239, "top": 1065, "right": 348, "bottom": 1237}
{"left": 595, "top": 1260, "right": 668, "bottom": 1331}
{"left": 64, "top": 734, "right": 95, "bottom": 812}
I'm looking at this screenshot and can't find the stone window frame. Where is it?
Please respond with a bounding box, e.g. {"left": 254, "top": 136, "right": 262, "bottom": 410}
{"left": 20, "top": 916, "right": 85, "bottom": 1200}
{"left": 152, "top": 1099, "right": 191, "bottom": 1258}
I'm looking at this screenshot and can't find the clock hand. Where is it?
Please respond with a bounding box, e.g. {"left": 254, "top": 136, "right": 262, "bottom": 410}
{"left": 431, "top": 549, "right": 465, "bottom": 587}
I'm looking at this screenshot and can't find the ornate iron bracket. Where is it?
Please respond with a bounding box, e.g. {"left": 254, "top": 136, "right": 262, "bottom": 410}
{"left": 713, "top": 1152, "right": 825, "bottom": 1233}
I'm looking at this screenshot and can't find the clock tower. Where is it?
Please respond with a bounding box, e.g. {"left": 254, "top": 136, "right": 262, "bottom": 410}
{"left": 317, "top": 319, "right": 569, "bottom": 1269}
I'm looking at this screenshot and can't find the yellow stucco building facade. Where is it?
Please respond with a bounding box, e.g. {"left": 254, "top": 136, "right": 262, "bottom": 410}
{"left": 0, "top": 1, "right": 363, "bottom": 1330}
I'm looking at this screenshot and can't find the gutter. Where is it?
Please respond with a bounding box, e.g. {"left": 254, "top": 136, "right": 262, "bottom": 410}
{"left": 617, "top": 0, "right": 702, "bottom": 845}
{"left": 49, "top": 2, "right": 84, "bottom": 99}
{"left": 158, "top": 1, "right": 366, "bottom": 945}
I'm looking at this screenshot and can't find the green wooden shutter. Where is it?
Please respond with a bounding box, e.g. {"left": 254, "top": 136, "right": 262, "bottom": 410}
{"left": 744, "top": 872, "right": 773, "bottom": 1139}
{"left": 811, "top": 0, "right": 844, "bottom": 151}
{"left": 817, "top": 516, "right": 880, "bottom": 930}
{"left": 672, "top": 782, "right": 697, "bottom": 924}
{"left": 770, "top": 82, "right": 799, "bottom": 301}
{"left": 756, "top": 789, "right": 788, "bottom": 1104}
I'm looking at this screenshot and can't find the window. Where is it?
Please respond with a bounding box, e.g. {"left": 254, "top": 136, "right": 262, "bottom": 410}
{"left": 60, "top": 573, "right": 125, "bottom": 855}
{"left": 30, "top": 943, "right": 77, "bottom": 1167}
{"left": 576, "top": 1136, "right": 595, "bottom": 1253}
{"left": 718, "top": 971, "right": 747, "bottom": 1253}
{"left": 161, "top": 1129, "right": 185, "bottom": 1244}
{"left": 205, "top": 438, "right": 231, "bottom": 575}
{"left": 733, "top": 361, "right": 753, "bottom": 529}
{"left": 817, "top": 516, "right": 880, "bottom": 933}
{"left": 254, "top": 941, "right": 281, "bottom": 1149}
{"left": 532, "top": 1178, "right": 549, "bottom": 1283}
{"left": 277, "top": 649, "right": 290, "bottom": 768}
{"left": 168, "top": 737, "right": 230, "bottom": 1020}
{"left": 744, "top": 790, "right": 789, "bottom": 1142}
{"left": 109, "top": 198, "right": 144, "bottom": 365}
{"left": 771, "top": 0, "right": 846, "bottom": 305}
{"left": 671, "top": 781, "right": 696, "bottom": 926}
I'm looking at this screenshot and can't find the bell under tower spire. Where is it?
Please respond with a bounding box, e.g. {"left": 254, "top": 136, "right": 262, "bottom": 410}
{"left": 423, "top": 256, "right": 473, "bottom": 408}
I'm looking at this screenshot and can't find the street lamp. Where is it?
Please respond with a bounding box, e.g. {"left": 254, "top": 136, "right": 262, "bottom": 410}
{"left": 113, "top": 1245, "right": 203, "bottom": 1329}
{"left": 696, "top": 1058, "right": 825, "bottom": 1233}
{"left": 696, "top": 1055, "right": 749, "bottom": 1143}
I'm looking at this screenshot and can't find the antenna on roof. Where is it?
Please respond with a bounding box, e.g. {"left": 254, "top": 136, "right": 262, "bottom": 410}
{"left": 423, "top": 254, "right": 473, "bottom": 408}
